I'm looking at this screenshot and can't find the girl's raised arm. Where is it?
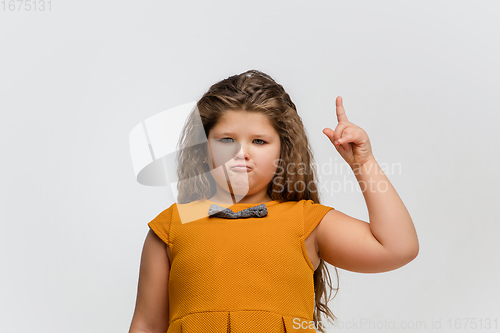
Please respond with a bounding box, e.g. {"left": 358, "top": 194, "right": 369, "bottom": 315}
{"left": 317, "top": 97, "right": 419, "bottom": 273}
{"left": 129, "top": 229, "right": 170, "bottom": 333}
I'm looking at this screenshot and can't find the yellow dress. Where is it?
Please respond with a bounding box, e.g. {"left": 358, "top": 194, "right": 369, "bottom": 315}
{"left": 148, "top": 198, "right": 334, "bottom": 332}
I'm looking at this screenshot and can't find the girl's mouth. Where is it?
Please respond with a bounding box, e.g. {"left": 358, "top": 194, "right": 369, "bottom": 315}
{"left": 230, "top": 166, "right": 252, "bottom": 172}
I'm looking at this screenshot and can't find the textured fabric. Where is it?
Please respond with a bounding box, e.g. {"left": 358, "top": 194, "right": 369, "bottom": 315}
{"left": 208, "top": 203, "right": 268, "bottom": 219}
{"left": 147, "top": 199, "right": 335, "bottom": 332}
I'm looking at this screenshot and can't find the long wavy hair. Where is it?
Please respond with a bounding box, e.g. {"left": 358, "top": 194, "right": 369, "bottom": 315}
{"left": 175, "top": 69, "right": 339, "bottom": 332}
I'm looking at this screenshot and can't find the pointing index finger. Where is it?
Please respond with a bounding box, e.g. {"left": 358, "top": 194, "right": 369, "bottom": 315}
{"left": 336, "top": 96, "right": 348, "bottom": 123}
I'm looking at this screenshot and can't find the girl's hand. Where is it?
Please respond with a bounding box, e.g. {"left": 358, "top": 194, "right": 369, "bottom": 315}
{"left": 323, "top": 96, "right": 375, "bottom": 169}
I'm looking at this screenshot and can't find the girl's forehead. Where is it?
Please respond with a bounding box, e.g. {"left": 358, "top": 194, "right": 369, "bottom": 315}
{"left": 212, "top": 110, "right": 275, "bottom": 131}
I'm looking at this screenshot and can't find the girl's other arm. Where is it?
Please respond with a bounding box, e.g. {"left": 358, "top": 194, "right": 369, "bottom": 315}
{"left": 129, "top": 229, "right": 170, "bottom": 333}
{"left": 318, "top": 96, "right": 419, "bottom": 273}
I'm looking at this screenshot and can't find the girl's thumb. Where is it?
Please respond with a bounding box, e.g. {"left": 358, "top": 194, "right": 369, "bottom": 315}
{"left": 323, "top": 128, "right": 334, "bottom": 140}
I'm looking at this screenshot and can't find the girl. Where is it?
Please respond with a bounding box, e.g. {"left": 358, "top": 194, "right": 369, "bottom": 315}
{"left": 129, "top": 70, "right": 419, "bottom": 333}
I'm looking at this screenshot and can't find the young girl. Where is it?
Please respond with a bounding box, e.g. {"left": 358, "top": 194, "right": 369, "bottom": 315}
{"left": 129, "top": 70, "right": 419, "bottom": 333}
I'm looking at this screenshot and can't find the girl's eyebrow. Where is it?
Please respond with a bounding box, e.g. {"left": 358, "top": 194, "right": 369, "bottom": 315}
{"left": 217, "top": 131, "right": 271, "bottom": 138}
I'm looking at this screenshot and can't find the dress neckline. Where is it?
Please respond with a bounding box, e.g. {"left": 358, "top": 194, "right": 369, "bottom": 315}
{"left": 203, "top": 198, "right": 280, "bottom": 207}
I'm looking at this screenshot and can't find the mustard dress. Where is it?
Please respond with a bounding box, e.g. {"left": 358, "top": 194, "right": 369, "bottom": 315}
{"left": 148, "top": 198, "right": 334, "bottom": 332}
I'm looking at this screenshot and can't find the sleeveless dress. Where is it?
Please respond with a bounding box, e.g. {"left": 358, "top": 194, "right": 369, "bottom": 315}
{"left": 148, "top": 198, "right": 335, "bottom": 332}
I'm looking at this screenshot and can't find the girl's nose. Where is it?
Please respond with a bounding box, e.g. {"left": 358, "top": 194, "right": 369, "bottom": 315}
{"left": 233, "top": 143, "right": 250, "bottom": 159}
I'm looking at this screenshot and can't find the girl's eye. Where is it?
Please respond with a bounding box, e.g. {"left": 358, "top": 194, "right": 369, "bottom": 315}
{"left": 220, "top": 138, "right": 234, "bottom": 143}
{"left": 219, "top": 138, "right": 266, "bottom": 145}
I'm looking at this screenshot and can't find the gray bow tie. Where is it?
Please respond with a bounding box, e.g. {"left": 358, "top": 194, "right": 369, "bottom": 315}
{"left": 208, "top": 203, "right": 268, "bottom": 219}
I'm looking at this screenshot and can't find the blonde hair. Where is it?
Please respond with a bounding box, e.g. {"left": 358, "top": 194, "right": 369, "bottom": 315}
{"left": 175, "top": 69, "right": 339, "bottom": 331}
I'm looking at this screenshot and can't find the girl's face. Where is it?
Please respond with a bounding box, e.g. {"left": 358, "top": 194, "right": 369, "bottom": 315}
{"left": 206, "top": 110, "right": 281, "bottom": 203}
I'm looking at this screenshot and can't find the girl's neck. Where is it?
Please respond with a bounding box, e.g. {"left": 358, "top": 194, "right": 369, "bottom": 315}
{"left": 207, "top": 193, "right": 273, "bottom": 205}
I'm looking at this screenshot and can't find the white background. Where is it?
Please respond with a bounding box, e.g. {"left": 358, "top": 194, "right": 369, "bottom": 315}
{"left": 1, "top": 1, "right": 499, "bottom": 332}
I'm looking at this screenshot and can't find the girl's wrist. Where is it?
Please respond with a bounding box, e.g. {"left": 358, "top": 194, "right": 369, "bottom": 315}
{"left": 350, "top": 154, "right": 377, "bottom": 173}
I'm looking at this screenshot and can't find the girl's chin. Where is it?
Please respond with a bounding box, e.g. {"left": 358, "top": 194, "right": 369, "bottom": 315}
{"left": 212, "top": 172, "right": 251, "bottom": 183}
{"left": 218, "top": 183, "right": 250, "bottom": 195}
